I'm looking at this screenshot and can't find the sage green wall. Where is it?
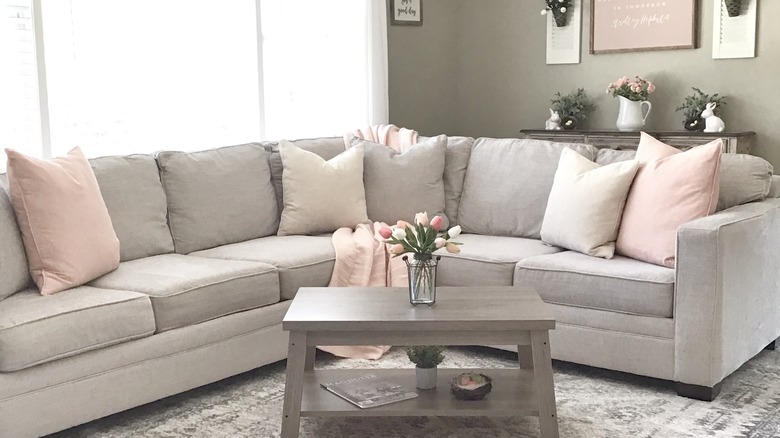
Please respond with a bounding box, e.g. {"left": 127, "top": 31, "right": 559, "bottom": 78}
{"left": 389, "top": 0, "right": 780, "bottom": 168}
{"left": 387, "top": 0, "right": 459, "bottom": 136}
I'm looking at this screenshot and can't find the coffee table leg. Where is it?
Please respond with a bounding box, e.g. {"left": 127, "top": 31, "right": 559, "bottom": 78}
{"left": 304, "top": 346, "right": 316, "bottom": 371}
{"left": 517, "top": 345, "right": 533, "bottom": 369}
{"left": 281, "top": 331, "right": 307, "bottom": 438}
{"left": 531, "top": 330, "right": 559, "bottom": 438}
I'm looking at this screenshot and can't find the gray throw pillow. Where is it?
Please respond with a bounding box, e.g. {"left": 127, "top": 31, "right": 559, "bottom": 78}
{"left": 0, "top": 184, "right": 30, "bottom": 300}
{"left": 358, "top": 135, "right": 448, "bottom": 226}
{"left": 156, "top": 144, "right": 278, "bottom": 254}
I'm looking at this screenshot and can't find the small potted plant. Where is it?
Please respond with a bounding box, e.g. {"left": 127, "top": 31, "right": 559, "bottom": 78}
{"left": 675, "top": 87, "right": 726, "bottom": 132}
{"left": 406, "top": 345, "right": 445, "bottom": 390}
{"left": 724, "top": 0, "right": 743, "bottom": 17}
{"left": 550, "top": 88, "right": 596, "bottom": 130}
{"left": 540, "top": 0, "right": 573, "bottom": 27}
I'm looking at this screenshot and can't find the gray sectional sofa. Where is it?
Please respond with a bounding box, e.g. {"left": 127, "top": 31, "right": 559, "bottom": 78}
{"left": 1, "top": 136, "right": 779, "bottom": 437}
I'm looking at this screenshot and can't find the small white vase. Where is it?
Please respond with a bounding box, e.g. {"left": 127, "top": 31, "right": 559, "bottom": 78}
{"left": 616, "top": 95, "right": 652, "bottom": 132}
{"left": 416, "top": 366, "right": 437, "bottom": 390}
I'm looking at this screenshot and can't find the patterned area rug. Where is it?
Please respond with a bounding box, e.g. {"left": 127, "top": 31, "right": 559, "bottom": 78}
{"left": 51, "top": 347, "right": 780, "bottom": 438}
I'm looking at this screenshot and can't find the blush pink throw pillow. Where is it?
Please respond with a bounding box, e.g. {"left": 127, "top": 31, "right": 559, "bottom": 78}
{"left": 5, "top": 147, "right": 120, "bottom": 295}
{"left": 615, "top": 133, "right": 722, "bottom": 268}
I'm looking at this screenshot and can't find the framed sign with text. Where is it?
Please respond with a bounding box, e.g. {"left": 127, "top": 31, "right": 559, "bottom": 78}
{"left": 390, "top": 0, "right": 422, "bottom": 26}
{"left": 590, "top": 0, "right": 697, "bottom": 54}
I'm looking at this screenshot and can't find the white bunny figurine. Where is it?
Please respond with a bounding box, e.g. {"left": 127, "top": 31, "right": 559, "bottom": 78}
{"left": 702, "top": 102, "right": 725, "bottom": 133}
{"left": 545, "top": 109, "right": 562, "bottom": 130}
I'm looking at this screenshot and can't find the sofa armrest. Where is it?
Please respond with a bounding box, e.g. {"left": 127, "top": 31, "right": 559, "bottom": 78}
{"left": 674, "top": 199, "right": 780, "bottom": 387}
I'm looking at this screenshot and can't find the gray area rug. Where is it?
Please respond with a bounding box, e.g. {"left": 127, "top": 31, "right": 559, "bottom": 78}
{"left": 51, "top": 347, "right": 780, "bottom": 437}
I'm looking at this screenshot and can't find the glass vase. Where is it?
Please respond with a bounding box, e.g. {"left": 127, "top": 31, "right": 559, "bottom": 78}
{"left": 403, "top": 254, "right": 440, "bottom": 306}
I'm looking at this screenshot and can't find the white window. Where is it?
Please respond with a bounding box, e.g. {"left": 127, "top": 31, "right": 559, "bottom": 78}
{"left": 0, "top": 1, "right": 387, "bottom": 167}
{"left": 0, "top": 0, "right": 41, "bottom": 169}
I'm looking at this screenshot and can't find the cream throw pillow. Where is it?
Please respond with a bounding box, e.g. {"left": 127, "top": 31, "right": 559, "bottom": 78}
{"left": 5, "top": 147, "right": 120, "bottom": 295}
{"left": 278, "top": 140, "right": 369, "bottom": 235}
{"left": 541, "top": 148, "right": 639, "bottom": 259}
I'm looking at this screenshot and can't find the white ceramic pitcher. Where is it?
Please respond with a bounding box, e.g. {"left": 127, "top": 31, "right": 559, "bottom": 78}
{"left": 616, "top": 95, "right": 652, "bottom": 131}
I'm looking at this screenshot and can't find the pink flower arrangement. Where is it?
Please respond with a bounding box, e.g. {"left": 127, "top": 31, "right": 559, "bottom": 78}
{"left": 379, "top": 212, "right": 462, "bottom": 257}
{"left": 607, "top": 75, "right": 655, "bottom": 102}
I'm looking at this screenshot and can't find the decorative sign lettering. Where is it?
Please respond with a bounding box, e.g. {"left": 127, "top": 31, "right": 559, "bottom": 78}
{"left": 390, "top": 0, "right": 423, "bottom": 26}
{"left": 590, "top": 0, "right": 696, "bottom": 54}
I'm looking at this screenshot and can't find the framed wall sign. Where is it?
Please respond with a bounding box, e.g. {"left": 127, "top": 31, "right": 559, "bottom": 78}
{"left": 390, "top": 0, "right": 422, "bottom": 26}
{"left": 590, "top": 0, "right": 697, "bottom": 54}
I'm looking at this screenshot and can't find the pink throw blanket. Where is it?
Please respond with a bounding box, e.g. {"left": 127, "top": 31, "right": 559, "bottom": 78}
{"left": 344, "top": 124, "right": 419, "bottom": 152}
{"left": 319, "top": 223, "right": 408, "bottom": 359}
{"left": 320, "top": 124, "right": 420, "bottom": 360}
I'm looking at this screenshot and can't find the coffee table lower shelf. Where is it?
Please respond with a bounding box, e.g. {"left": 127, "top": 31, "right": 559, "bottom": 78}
{"left": 301, "top": 368, "right": 538, "bottom": 418}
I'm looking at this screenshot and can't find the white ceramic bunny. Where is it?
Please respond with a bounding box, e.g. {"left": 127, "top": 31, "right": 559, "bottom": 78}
{"left": 545, "top": 109, "right": 562, "bottom": 130}
{"left": 702, "top": 102, "right": 725, "bottom": 133}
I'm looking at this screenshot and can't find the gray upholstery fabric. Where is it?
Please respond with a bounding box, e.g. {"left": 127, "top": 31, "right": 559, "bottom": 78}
{"left": 0, "top": 303, "right": 290, "bottom": 438}
{"left": 435, "top": 233, "right": 563, "bottom": 287}
{"left": 443, "top": 136, "right": 475, "bottom": 226}
{"left": 458, "top": 138, "right": 597, "bottom": 238}
{"left": 594, "top": 148, "right": 636, "bottom": 166}
{"left": 675, "top": 199, "right": 780, "bottom": 387}
{"left": 0, "top": 185, "right": 30, "bottom": 301}
{"left": 265, "top": 137, "right": 347, "bottom": 217}
{"left": 0, "top": 286, "right": 155, "bottom": 372}
{"left": 717, "top": 154, "right": 773, "bottom": 211}
{"left": 89, "top": 254, "right": 279, "bottom": 332}
{"left": 191, "top": 235, "right": 335, "bottom": 300}
{"left": 90, "top": 154, "right": 174, "bottom": 261}
{"left": 769, "top": 175, "right": 780, "bottom": 198}
{"left": 515, "top": 251, "right": 675, "bottom": 318}
{"left": 359, "top": 135, "right": 447, "bottom": 226}
{"left": 156, "top": 144, "right": 278, "bottom": 254}
{"left": 594, "top": 148, "right": 773, "bottom": 212}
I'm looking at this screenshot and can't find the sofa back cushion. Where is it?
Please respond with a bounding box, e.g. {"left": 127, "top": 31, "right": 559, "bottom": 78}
{"left": 458, "top": 138, "right": 597, "bottom": 238}
{"left": 0, "top": 182, "right": 31, "bottom": 300}
{"left": 442, "top": 136, "right": 475, "bottom": 227}
{"left": 156, "top": 144, "right": 278, "bottom": 254}
{"left": 595, "top": 147, "right": 773, "bottom": 212}
{"left": 266, "top": 137, "right": 346, "bottom": 217}
{"left": 91, "top": 154, "right": 174, "bottom": 261}
{"left": 359, "top": 135, "right": 448, "bottom": 225}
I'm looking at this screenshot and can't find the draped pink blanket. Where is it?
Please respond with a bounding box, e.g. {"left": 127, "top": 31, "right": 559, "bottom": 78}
{"left": 321, "top": 125, "right": 419, "bottom": 360}
{"left": 319, "top": 223, "right": 408, "bottom": 360}
{"left": 344, "top": 124, "right": 419, "bottom": 152}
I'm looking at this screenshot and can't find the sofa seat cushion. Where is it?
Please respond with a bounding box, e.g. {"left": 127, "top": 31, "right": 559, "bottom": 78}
{"left": 515, "top": 251, "right": 674, "bottom": 318}
{"left": 0, "top": 286, "right": 155, "bottom": 372}
{"left": 89, "top": 254, "right": 279, "bottom": 332}
{"left": 190, "top": 235, "right": 335, "bottom": 300}
{"left": 435, "top": 234, "right": 563, "bottom": 287}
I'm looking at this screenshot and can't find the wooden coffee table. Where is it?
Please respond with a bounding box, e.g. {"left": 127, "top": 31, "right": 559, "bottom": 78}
{"left": 280, "top": 286, "right": 558, "bottom": 437}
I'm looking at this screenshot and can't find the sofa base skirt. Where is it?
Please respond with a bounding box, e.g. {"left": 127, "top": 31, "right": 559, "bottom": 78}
{"left": 0, "top": 304, "right": 290, "bottom": 438}
{"left": 493, "top": 321, "right": 675, "bottom": 381}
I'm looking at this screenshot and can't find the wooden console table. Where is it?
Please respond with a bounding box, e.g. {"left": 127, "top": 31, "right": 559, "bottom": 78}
{"left": 519, "top": 130, "right": 755, "bottom": 154}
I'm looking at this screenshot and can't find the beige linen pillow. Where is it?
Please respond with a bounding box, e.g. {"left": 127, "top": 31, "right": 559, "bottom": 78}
{"left": 5, "top": 147, "right": 120, "bottom": 295}
{"left": 541, "top": 148, "right": 639, "bottom": 259}
{"left": 278, "top": 140, "right": 369, "bottom": 235}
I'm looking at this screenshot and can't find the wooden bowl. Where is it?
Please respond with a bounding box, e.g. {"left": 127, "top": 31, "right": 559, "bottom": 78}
{"left": 450, "top": 373, "right": 493, "bottom": 401}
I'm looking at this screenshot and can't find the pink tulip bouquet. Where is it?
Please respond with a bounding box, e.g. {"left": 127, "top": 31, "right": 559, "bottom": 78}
{"left": 378, "top": 212, "right": 462, "bottom": 258}
{"left": 379, "top": 212, "right": 463, "bottom": 305}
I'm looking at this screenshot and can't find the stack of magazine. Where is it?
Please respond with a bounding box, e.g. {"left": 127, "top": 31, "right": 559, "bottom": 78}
{"left": 320, "top": 374, "right": 418, "bottom": 409}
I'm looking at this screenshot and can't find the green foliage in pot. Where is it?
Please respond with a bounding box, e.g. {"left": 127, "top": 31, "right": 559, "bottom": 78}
{"left": 676, "top": 87, "right": 726, "bottom": 122}
{"left": 550, "top": 88, "right": 596, "bottom": 124}
{"left": 406, "top": 346, "right": 444, "bottom": 369}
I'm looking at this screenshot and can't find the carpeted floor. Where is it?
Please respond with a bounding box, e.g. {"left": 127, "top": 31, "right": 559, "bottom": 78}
{"left": 50, "top": 346, "right": 780, "bottom": 437}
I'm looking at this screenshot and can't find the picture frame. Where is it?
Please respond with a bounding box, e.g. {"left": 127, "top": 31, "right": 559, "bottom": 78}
{"left": 590, "top": 0, "right": 697, "bottom": 54}
{"left": 389, "top": 0, "right": 423, "bottom": 26}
